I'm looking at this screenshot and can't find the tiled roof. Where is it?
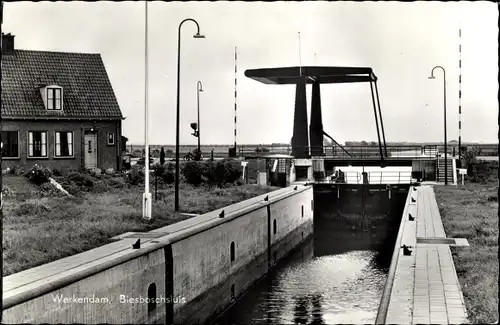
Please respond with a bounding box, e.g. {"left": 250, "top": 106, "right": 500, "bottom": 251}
{"left": 1, "top": 49, "right": 123, "bottom": 119}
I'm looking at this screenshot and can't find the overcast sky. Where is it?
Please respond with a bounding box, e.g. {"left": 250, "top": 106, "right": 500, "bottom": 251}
{"left": 4, "top": 1, "right": 498, "bottom": 145}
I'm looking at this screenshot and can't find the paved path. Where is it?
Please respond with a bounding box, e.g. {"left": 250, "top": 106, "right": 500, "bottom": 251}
{"left": 385, "top": 185, "right": 469, "bottom": 324}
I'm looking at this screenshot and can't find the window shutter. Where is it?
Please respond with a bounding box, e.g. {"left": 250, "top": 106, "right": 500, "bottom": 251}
{"left": 55, "top": 89, "right": 61, "bottom": 110}
{"left": 67, "top": 132, "right": 73, "bottom": 156}
{"left": 47, "top": 89, "right": 53, "bottom": 110}
{"left": 41, "top": 132, "right": 47, "bottom": 156}
{"left": 28, "top": 132, "right": 33, "bottom": 156}
{"left": 56, "top": 132, "right": 61, "bottom": 156}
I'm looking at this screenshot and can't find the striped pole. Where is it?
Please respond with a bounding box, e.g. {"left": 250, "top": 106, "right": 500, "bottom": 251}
{"left": 234, "top": 46, "right": 237, "bottom": 151}
{"left": 458, "top": 27, "right": 462, "bottom": 159}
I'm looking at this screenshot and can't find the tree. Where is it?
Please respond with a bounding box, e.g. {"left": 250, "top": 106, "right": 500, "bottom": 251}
{"left": 160, "top": 147, "right": 166, "bottom": 166}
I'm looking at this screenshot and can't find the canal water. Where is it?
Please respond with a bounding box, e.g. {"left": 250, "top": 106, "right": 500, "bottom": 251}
{"left": 213, "top": 188, "right": 403, "bottom": 325}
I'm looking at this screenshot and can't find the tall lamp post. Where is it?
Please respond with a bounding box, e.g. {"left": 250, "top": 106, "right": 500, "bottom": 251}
{"left": 197, "top": 80, "right": 203, "bottom": 156}
{"left": 175, "top": 19, "right": 205, "bottom": 212}
{"left": 143, "top": 1, "right": 152, "bottom": 220}
{"left": 429, "top": 65, "right": 448, "bottom": 185}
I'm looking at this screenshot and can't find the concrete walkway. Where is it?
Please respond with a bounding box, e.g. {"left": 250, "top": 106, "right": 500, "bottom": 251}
{"left": 385, "top": 185, "right": 469, "bottom": 324}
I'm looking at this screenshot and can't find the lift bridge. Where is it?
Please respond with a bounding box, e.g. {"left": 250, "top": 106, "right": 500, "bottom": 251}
{"left": 243, "top": 66, "right": 449, "bottom": 188}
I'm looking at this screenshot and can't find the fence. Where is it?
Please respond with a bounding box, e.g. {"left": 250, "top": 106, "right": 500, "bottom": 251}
{"left": 238, "top": 145, "right": 429, "bottom": 159}
{"left": 315, "top": 171, "right": 412, "bottom": 185}
{"left": 126, "top": 144, "right": 498, "bottom": 159}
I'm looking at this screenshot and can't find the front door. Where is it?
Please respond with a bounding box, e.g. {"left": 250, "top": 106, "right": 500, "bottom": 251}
{"left": 84, "top": 134, "right": 98, "bottom": 168}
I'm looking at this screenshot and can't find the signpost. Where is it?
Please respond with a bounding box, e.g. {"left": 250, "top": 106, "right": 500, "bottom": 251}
{"left": 458, "top": 168, "right": 467, "bottom": 186}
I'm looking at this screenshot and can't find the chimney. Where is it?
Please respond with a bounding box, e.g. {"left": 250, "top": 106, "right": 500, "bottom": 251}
{"left": 1, "top": 33, "right": 15, "bottom": 55}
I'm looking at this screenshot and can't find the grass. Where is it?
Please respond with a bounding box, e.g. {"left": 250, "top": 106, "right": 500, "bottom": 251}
{"left": 434, "top": 174, "right": 499, "bottom": 324}
{"left": 2, "top": 173, "right": 278, "bottom": 276}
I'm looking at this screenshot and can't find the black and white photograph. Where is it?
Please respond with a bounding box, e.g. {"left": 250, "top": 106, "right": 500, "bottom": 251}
{"left": 0, "top": 1, "right": 498, "bottom": 324}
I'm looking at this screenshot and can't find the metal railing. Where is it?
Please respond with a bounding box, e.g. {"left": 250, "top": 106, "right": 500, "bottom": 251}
{"left": 321, "top": 171, "right": 412, "bottom": 184}
{"left": 238, "top": 145, "right": 436, "bottom": 160}
{"left": 127, "top": 143, "right": 498, "bottom": 159}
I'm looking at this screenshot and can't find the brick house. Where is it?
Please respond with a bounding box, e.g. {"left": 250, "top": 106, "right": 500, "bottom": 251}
{"left": 1, "top": 33, "right": 125, "bottom": 172}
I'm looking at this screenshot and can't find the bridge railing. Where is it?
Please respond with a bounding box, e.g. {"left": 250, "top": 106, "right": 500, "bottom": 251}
{"left": 128, "top": 144, "right": 498, "bottom": 159}
{"left": 325, "top": 145, "right": 426, "bottom": 159}
{"left": 237, "top": 145, "right": 431, "bottom": 159}
{"left": 331, "top": 171, "right": 413, "bottom": 184}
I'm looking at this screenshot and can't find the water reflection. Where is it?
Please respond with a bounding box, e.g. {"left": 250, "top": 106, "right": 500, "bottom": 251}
{"left": 214, "top": 216, "right": 395, "bottom": 325}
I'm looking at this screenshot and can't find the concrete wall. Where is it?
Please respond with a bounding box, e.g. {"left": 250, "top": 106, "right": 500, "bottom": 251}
{"left": 2, "top": 248, "right": 167, "bottom": 324}
{"left": 1, "top": 119, "right": 122, "bottom": 172}
{"left": 2, "top": 185, "right": 313, "bottom": 325}
{"left": 172, "top": 186, "right": 314, "bottom": 324}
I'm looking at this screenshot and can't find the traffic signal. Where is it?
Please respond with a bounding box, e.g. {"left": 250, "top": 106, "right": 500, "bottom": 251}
{"left": 190, "top": 122, "right": 198, "bottom": 137}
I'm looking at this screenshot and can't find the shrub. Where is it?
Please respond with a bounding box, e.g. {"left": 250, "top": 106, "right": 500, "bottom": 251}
{"left": 153, "top": 163, "right": 165, "bottom": 176}
{"left": 51, "top": 169, "right": 63, "bottom": 177}
{"left": 223, "top": 159, "right": 243, "bottom": 183}
{"left": 7, "top": 166, "right": 22, "bottom": 175}
{"left": 25, "top": 164, "right": 52, "bottom": 185}
{"left": 126, "top": 166, "right": 144, "bottom": 186}
{"left": 468, "top": 161, "right": 498, "bottom": 183}
{"left": 182, "top": 161, "right": 205, "bottom": 186}
{"left": 152, "top": 163, "right": 175, "bottom": 184}
{"left": 67, "top": 172, "right": 95, "bottom": 187}
{"left": 213, "top": 159, "right": 242, "bottom": 185}
{"left": 215, "top": 161, "right": 227, "bottom": 185}
{"left": 162, "top": 168, "right": 175, "bottom": 184}
{"left": 87, "top": 168, "right": 102, "bottom": 178}
{"left": 181, "top": 159, "right": 242, "bottom": 186}
{"left": 202, "top": 161, "right": 217, "bottom": 186}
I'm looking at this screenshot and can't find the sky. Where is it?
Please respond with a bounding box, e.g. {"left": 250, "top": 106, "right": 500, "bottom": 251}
{"left": 3, "top": 1, "right": 498, "bottom": 145}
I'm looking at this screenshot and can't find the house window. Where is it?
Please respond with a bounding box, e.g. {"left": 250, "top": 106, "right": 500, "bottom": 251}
{"left": 107, "top": 132, "right": 115, "bottom": 145}
{"left": 28, "top": 131, "right": 47, "bottom": 158}
{"left": 55, "top": 131, "right": 73, "bottom": 157}
{"left": 1, "top": 131, "right": 19, "bottom": 158}
{"left": 47, "top": 87, "right": 62, "bottom": 110}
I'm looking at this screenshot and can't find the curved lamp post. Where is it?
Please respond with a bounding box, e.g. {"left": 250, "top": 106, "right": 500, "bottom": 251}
{"left": 197, "top": 80, "right": 204, "bottom": 156}
{"left": 429, "top": 65, "right": 448, "bottom": 185}
{"left": 175, "top": 18, "right": 205, "bottom": 212}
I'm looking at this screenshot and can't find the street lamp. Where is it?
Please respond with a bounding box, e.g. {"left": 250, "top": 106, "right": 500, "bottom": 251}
{"left": 175, "top": 18, "right": 205, "bottom": 212}
{"left": 429, "top": 65, "right": 448, "bottom": 185}
{"left": 197, "top": 80, "right": 203, "bottom": 156}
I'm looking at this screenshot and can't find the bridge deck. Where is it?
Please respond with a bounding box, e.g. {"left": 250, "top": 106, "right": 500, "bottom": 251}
{"left": 384, "top": 185, "right": 469, "bottom": 324}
